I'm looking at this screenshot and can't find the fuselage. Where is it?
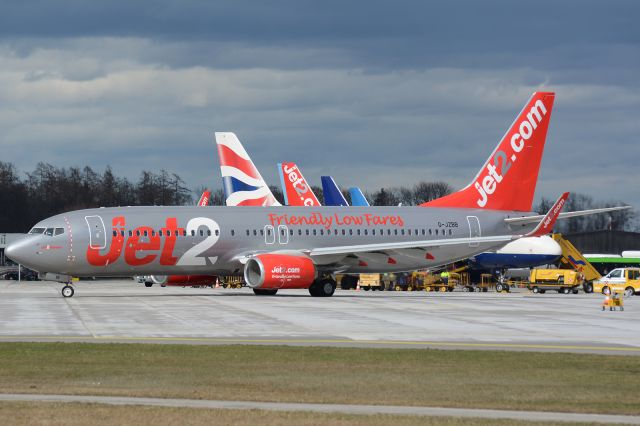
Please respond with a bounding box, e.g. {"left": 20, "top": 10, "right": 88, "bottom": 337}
{"left": 6, "top": 205, "right": 537, "bottom": 277}
{"left": 470, "top": 236, "right": 562, "bottom": 269}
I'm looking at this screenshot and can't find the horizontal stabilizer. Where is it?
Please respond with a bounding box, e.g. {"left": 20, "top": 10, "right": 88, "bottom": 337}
{"left": 505, "top": 205, "right": 632, "bottom": 227}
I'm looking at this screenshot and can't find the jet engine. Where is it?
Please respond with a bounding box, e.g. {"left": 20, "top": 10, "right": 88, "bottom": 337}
{"left": 149, "top": 275, "right": 217, "bottom": 287}
{"left": 244, "top": 253, "right": 317, "bottom": 289}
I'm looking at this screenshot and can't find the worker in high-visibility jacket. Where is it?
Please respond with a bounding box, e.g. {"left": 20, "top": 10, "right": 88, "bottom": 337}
{"left": 440, "top": 270, "right": 450, "bottom": 285}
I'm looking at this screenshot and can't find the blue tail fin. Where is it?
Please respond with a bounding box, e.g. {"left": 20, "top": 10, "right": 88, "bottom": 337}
{"left": 321, "top": 176, "right": 349, "bottom": 206}
{"left": 349, "top": 187, "right": 370, "bottom": 206}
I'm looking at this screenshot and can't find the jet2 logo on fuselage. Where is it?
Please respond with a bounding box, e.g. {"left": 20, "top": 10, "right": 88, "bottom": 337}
{"left": 86, "top": 216, "right": 220, "bottom": 267}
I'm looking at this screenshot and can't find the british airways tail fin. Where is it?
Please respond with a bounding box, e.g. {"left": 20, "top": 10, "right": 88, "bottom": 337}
{"left": 321, "top": 176, "right": 349, "bottom": 206}
{"left": 349, "top": 187, "right": 370, "bottom": 207}
{"left": 215, "top": 132, "right": 281, "bottom": 207}
{"left": 422, "top": 92, "right": 555, "bottom": 212}
{"left": 277, "top": 162, "right": 322, "bottom": 207}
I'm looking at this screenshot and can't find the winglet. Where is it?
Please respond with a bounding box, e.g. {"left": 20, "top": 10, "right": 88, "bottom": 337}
{"left": 526, "top": 192, "right": 569, "bottom": 237}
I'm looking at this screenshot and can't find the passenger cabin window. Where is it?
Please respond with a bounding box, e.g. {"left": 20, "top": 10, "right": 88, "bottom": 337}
{"left": 215, "top": 230, "right": 219, "bottom": 236}
{"left": 113, "top": 231, "right": 118, "bottom": 237}
{"left": 199, "top": 230, "right": 204, "bottom": 236}
{"left": 231, "top": 230, "right": 235, "bottom": 236}
{"left": 191, "top": 230, "right": 195, "bottom": 236}
{"left": 29, "top": 227, "right": 45, "bottom": 235}
{"left": 207, "top": 230, "right": 211, "bottom": 236}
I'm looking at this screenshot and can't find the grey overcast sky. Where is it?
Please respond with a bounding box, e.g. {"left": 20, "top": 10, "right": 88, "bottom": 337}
{"left": 1, "top": 0, "right": 638, "bottom": 211}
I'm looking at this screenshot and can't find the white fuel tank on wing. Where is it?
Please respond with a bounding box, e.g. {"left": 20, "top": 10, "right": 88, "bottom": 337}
{"left": 470, "top": 235, "right": 562, "bottom": 269}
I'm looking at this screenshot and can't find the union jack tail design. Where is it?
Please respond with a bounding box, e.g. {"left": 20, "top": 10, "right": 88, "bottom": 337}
{"left": 215, "top": 132, "right": 281, "bottom": 206}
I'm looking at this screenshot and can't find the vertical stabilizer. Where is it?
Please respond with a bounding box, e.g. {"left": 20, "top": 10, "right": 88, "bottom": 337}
{"left": 321, "top": 176, "right": 349, "bottom": 206}
{"left": 215, "top": 132, "right": 281, "bottom": 206}
{"left": 422, "top": 92, "right": 555, "bottom": 212}
{"left": 349, "top": 187, "right": 370, "bottom": 207}
{"left": 277, "top": 162, "right": 322, "bottom": 206}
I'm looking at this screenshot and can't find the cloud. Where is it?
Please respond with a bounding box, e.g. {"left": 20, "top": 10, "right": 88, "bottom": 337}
{"left": 0, "top": 1, "right": 638, "bottom": 214}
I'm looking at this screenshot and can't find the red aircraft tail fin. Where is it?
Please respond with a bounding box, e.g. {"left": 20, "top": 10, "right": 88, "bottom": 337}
{"left": 422, "top": 92, "right": 555, "bottom": 212}
{"left": 197, "top": 190, "right": 211, "bottom": 207}
{"left": 278, "top": 162, "right": 322, "bottom": 207}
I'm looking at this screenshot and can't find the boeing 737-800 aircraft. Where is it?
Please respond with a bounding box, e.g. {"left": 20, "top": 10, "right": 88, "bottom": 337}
{"left": 7, "top": 92, "right": 596, "bottom": 298}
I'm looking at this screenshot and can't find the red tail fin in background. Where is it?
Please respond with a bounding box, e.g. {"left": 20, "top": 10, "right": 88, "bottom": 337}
{"left": 278, "top": 162, "right": 322, "bottom": 207}
{"left": 422, "top": 92, "right": 555, "bottom": 212}
{"left": 197, "top": 190, "right": 211, "bottom": 207}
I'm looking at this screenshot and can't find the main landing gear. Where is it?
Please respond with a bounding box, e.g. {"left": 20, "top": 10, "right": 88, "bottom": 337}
{"left": 308, "top": 277, "right": 337, "bottom": 297}
{"left": 61, "top": 285, "right": 75, "bottom": 298}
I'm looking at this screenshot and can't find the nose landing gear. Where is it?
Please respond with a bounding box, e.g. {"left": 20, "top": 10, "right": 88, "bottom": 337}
{"left": 62, "top": 285, "right": 75, "bottom": 298}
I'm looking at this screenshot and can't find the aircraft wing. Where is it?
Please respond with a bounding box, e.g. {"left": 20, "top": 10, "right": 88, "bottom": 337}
{"left": 308, "top": 234, "right": 515, "bottom": 257}
{"left": 505, "top": 205, "right": 631, "bottom": 227}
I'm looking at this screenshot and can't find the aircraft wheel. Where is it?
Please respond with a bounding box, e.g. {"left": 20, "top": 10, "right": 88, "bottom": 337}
{"left": 321, "top": 279, "right": 336, "bottom": 297}
{"left": 495, "top": 283, "right": 504, "bottom": 293}
{"left": 144, "top": 282, "right": 153, "bottom": 287}
{"left": 62, "top": 285, "right": 74, "bottom": 298}
{"left": 253, "top": 288, "right": 278, "bottom": 296}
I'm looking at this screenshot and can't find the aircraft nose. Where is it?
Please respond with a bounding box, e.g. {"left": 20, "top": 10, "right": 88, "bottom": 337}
{"left": 5, "top": 236, "right": 36, "bottom": 265}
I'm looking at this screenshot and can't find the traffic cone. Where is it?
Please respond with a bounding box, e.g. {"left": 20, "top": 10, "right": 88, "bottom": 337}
{"left": 356, "top": 282, "right": 360, "bottom": 291}
{"left": 215, "top": 278, "right": 220, "bottom": 289}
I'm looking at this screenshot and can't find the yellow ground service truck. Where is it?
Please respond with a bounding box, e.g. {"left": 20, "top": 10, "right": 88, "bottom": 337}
{"left": 593, "top": 268, "right": 640, "bottom": 297}
{"left": 417, "top": 271, "right": 455, "bottom": 292}
{"left": 528, "top": 269, "right": 583, "bottom": 294}
{"left": 220, "top": 275, "right": 244, "bottom": 289}
{"left": 358, "top": 273, "right": 386, "bottom": 291}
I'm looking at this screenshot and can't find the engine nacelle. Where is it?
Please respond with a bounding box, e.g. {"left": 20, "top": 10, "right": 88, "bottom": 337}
{"left": 244, "top": 254, "right": 317, "bottom": 289}
{"left": 150, "top": 275, "right": 217, "bottom": 286}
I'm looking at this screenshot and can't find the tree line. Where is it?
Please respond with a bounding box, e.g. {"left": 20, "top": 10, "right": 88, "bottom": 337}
{"left": 0, "top": 162, "right": 192, "bottom": 232}
{"left": 0, "top": 161, "right": 635, "bottom": 233}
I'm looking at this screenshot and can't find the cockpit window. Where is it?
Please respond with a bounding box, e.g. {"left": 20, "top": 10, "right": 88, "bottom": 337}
{"left": 29, "top": 227, "right": 45, "bottom": 234}
{"left": 44, "top": 228, "right": 54, "bottom": 236}
{"left": 54, "top": 228, "right": 65, "bottom": 236}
